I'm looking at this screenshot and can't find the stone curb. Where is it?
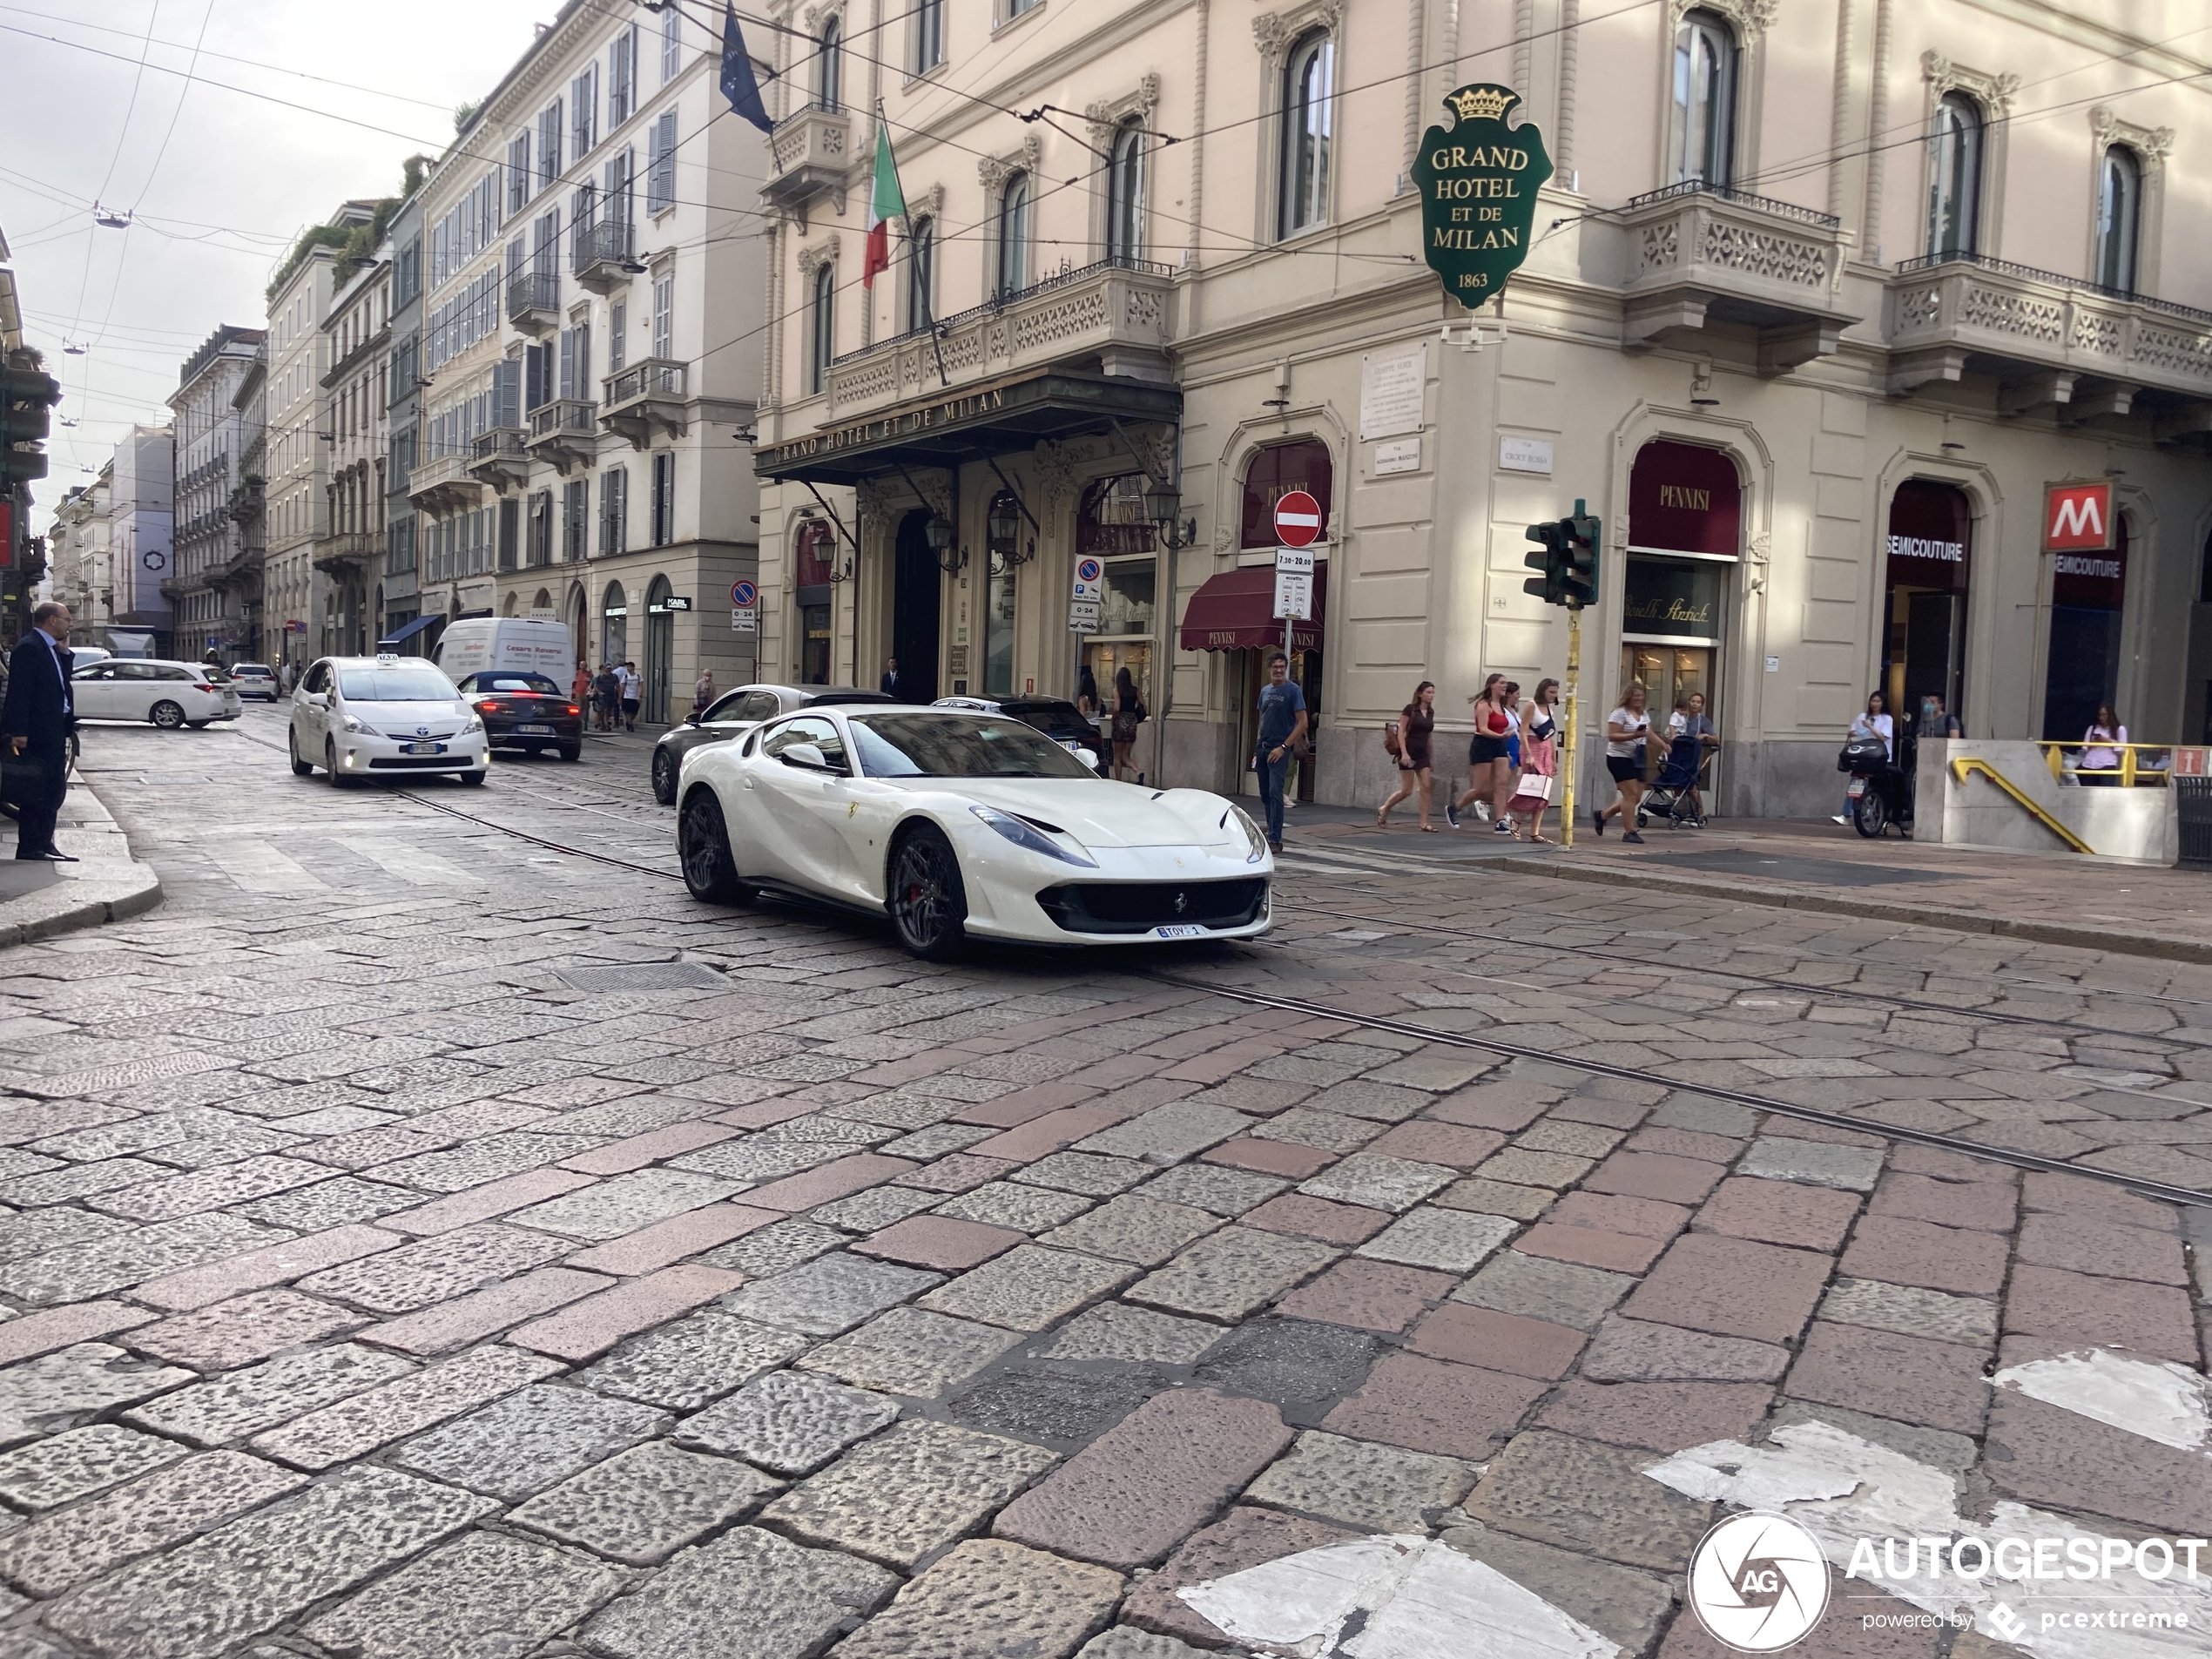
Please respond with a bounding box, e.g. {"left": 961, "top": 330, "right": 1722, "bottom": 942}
{"left": 1496, "top": 853, "right": 2212, "bottom": 967}
{"left": 0, "top": 772, "right": 164, "bottom": 949}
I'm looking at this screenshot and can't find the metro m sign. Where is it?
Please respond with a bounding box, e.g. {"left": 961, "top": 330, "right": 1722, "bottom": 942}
{"left": 2044, "top": 482, "right": 2115, "bottom": 552}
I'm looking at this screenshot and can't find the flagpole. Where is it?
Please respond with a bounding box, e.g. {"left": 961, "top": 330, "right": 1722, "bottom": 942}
{"left": 875, "top": 101, "right": 949, "bottom": 389}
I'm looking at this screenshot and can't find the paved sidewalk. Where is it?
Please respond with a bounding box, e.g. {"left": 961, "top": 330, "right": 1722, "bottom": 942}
{"left": 0, "top": 755, "right": 161, "bottom": 947}
{"left": 1282, "top": 801, "right": 2212, "bottom": 963}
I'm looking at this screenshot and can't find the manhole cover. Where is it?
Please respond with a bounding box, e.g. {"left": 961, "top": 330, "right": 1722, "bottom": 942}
{"left": 553, "top": 961, "right": 727, "bottom": 992}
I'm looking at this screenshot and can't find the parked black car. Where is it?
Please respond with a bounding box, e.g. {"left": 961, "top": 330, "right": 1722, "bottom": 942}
{"left": 933, "top": 696, "right": 1110, "bottom": 775}
{"left": 454, "top": 671, "right": 585, "bottom": 761}
{"left": 651, "top": 685, "right": 893, "bottom": 803}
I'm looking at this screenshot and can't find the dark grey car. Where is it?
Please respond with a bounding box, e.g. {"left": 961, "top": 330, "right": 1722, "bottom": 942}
{"left": 650, "top": 685, "right": 891, "bottom": 804}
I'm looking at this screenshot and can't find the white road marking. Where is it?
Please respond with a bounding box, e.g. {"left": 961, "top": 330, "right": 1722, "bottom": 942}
{"left": 1177, "top": 1534, "right": 1619, "bottom": 1659}
{"left": 343, "top": 840, "right": 477, "bottom": 886}
{"left": 219, "top": 840, "right": 327, "bottom": 894}
{"left": 1993, "top": 1349, "right": 2209, "bottom": 1455}
{"left": 1645, "top": 1420, "right": 2212, "bottom": 1657}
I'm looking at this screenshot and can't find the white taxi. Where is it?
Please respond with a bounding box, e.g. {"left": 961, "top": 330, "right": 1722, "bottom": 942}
{"left": 287, "top": 654, "right": 489, "bottom": 786}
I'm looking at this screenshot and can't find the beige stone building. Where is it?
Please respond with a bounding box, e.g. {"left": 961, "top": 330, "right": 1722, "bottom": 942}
{"left": 45, "top": 462, "right": 111, "bottom": 636}
{"left": 749, "top": 0, "right": 2212, "bottom": 816}
{"left": 319, "top": 257, "right": 392, "bottom": 658}
{"left": 408, "top": 0, "right": 763, "bottom": 718}
{"left": 165, "top": 325, "right": 264, "bottom": 664}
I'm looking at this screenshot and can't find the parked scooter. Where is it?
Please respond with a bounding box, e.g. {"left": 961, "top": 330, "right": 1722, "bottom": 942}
{"left": 1841, "top": 735, "right": 1914, "bottom": 838}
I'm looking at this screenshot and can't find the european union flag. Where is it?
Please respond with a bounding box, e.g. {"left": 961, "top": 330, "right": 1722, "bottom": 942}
{"left": 720, "top": 3, "right": 773, "bottom": 134}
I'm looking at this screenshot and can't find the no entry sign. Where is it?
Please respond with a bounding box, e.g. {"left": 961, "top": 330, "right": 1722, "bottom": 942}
{"left": 1273, "top": 490, "right": 1323, "bottom": 548}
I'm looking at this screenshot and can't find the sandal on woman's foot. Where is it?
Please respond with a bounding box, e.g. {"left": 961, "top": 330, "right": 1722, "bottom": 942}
{"left": 1374, "top": 814, "right": 1389, "bottom": 828}
{"left": 1420, "top": 825, "right": 1438, "bottom": 833}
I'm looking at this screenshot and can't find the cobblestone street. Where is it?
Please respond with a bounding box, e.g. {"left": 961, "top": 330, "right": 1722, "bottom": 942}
{"left": 0, "top": 711, "right": 2205, "bottom": 1658}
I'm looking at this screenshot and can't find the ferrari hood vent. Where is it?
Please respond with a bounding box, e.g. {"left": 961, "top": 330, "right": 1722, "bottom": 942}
{"left": 1015, "top": 814, "right": 1067, "bottom": 835}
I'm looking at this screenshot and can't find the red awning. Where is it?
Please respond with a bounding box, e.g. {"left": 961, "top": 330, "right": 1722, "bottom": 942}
{"left": 1178, "top": 564, "right": 1328, "bottom": 652}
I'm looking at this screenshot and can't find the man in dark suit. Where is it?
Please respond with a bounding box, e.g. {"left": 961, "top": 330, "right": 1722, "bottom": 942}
{"left": 2, "top": 601, "right": 77, "bottom": 862}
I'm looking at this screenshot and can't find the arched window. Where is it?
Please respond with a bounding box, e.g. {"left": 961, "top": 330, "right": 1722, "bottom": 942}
{"left": 1107, "top": 120, "right": 1145, "bottom": 260}
{"left": 1668, "top": 9, "right": 1737, "bottom": 186}
{"left": 2095, "top": 145, "right": 2141, "bottom": 294}
{"left": 996, "top": 174, "right": 1031, "bottom": 299}
{"left": 817, "top": 18, "right": 841, "bottom": 111}
{"left": 907, "top": 216, "right": 934, "bottom": 329}
{"left": 795, "top": 519, "right": 837, "bottom": 588}
{"left": 1926, "top": 92, "right": 1982, "bottom": 259}
{"left": 982, "top": 490, "right": 1020, "bottom": 696}
{"left": 809, "top": 263, "right": 835, "bottom": 394}
{"left": 602, "top": 579, "right": 627, "bottom": 667}
{"left": 1239, "top": 438, "right": 1334, "bottom": 549}
{"left": 1279, "top": 31, "right": 1333, "bottom": 237}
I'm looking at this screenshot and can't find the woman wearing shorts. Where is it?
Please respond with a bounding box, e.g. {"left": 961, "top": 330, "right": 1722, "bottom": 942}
{"left": 1595, "top": 682, "right": 1650, "bottom": 844}
{"left": 1377, "top": 680, "right": 1437, "bottom": 831}
{"left": 1447, "top": 674, "right": 1512, "bottom": 827}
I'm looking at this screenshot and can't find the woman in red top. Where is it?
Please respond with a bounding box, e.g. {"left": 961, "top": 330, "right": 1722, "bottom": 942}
{"left": 1448, "top": 674, "right": 1512, "bottom": 828}
{"left": 1377, "top": 680, "right": 1438, "bottom": 831}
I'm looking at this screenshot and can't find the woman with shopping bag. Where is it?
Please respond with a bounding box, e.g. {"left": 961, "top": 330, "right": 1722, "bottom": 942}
{"left": 1505, "top": 679, "right": 1561, "bottom": 843}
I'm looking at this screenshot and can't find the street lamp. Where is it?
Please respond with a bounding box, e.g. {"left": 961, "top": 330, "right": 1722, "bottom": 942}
{"left": 1146, "top": 473, "right": 1197, "bottom": 551}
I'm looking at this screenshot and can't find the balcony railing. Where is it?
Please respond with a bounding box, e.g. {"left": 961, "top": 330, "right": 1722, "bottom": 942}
{"left": 1886, "top": 250, "right": 2212, "bottom": 401}
{"left": 602, "top": 358, "right": 688, "bottom": 448}
{"left": 506, "top": 269, "right": 560, "bottom": 335}
{"left": 763, "top": 106, "right": 851, "bottom": 212}
{"left": 524, "top": 399, "right": 599, "bottom": 475}
{"left": 314, "top": 531, "right": 381, "bottom": 574}
{"left": 1617, "top": 182, "right": 1856, "bottom": 373}
{"left": 406, "top": 450, "right": 482, "bottom": 513}
{"left": 468, "top": 427, "right": 531, "bottom": 492}
{"left": 818, "top": 256, "right": 1176, "bottom": 417}
{"left": 572, "top": 219, "right": 636, "bottom": 293}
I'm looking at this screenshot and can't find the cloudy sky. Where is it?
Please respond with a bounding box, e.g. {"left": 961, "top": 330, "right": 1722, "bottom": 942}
{"left": 1, "top": 0, "right": 556, "bottom": 529}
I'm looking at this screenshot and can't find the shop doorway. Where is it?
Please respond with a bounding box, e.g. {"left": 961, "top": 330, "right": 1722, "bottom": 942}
{"left": 1884, "top": 482, "right": 1971, "bottom": 737}
{"left": 892, "top": 509, "right": 941, "bottom": 703}
{"left": 644, "top": 575, "right": 674, "bottom": 725}
{"left": 2043, "top": 513, "right": 2128, "bottom": 743}
{"left": 1232, "top": 645, "right": 1323, "bottom": 800}
{"left": 1620, "top": 554, "right": 1726, "bottom": 794}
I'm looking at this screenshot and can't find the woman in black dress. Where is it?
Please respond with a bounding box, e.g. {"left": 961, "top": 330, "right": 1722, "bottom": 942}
{"left": 1377, "top": 680, "right": 1438, "bottom": 831}
{"left": 1110, "top": 666, "right": 1147, "bottom": 782}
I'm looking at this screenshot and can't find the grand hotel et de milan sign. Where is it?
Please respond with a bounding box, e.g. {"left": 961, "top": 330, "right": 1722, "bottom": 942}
{"left": 2043, "top": 481, "right": 2115, "bottom": 552}
{"left": 1413, "top": 84, "right": 1553, "bottom": 310}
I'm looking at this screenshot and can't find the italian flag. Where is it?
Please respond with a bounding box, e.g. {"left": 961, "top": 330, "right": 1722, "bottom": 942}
{"left": 863, "top": 124, "right": 907, "bottom": 290}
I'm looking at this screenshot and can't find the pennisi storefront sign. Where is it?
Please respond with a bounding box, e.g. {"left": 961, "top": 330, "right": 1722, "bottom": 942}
{"left": 1627, "top": 442, "right": 1741, "bottom": 557}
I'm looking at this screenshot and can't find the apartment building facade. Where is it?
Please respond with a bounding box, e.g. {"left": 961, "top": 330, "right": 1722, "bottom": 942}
{"left": 228, "top": 343, "right": 268, "bottom": 661}
{"left": 45, "top": 464, "right": 111, "bottom": 637}
{"left": 749, "top": 0, "right": 2212, "bottom": 816}
{"left": 320, "top": 257, "right": 392, "bottom": 657}
{"left": 382, "top": 193, "right": 426, "bottom": 646}
{"left": 411, "top": 0, "right": 763, "bottom": 714}
{"left": 109, "top": 424, "right": 175, "bottom": 655}
{"left": 165, "top": 324, "right": 264, "bottom": 663}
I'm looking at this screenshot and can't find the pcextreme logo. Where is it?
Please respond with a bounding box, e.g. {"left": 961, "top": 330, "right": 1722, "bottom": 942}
{"left": 1688, "top": 1514, "right": 1831, "bottom": 1651}
{"left": 2044, "top": 482, "right": 2115, "bottom": 552}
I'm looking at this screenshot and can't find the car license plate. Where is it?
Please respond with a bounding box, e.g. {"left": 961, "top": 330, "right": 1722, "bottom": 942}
{"left": 401, "top": 742, "right": 445, "bottom": 756}
{"left": 1155, "top": 924, "right": 1206, "bottom": 940}
{"left": 1059, "top": 741, "right": 1086, "bottom": 757}
{"left": 516, "top": 724, "right": 554, "bottom": 735}
{"left": 1846, "top": 779, "right": 1866, "bottom": 797}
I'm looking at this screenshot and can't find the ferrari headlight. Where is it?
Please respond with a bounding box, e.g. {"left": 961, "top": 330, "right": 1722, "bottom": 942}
{"left": 1232, "top": 807, "right": 1269, "bottom": 863}
{"left": 970, "top": 806, "right": 1096, "bottom": 868}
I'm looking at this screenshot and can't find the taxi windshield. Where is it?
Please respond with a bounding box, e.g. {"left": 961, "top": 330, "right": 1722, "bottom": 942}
{"left": 337, "top": 666, "right": 457, "bottom": 701}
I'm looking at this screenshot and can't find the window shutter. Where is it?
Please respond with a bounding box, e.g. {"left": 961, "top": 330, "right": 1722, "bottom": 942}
{"left": 559, "top": 328, "right": 576, "bottom": 401}
{"left": 648, "top": 112, "right": 677, "bottom": 213}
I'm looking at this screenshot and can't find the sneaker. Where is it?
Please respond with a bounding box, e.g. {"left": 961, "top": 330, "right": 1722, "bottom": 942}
{"left": 1445, "top": 800, "right": 1460, "bottom": 828}
{"left": 1493, "top": 819, "right": 1514, "bottom": 834}
{"left": 1831, "top": 813, "right": 1851, "bottom": 826}
{"left": 1473, "top": 800, "right": 1491, "bottom": 823}
{"left": 1622, "top": 831, "right": 1645, "bottom": 845}
{"left": 1593, "top": 811, "right": 1608, "bottom": 838}
{"left": 1269, "top": 840, "right": 1284, "bottom": 855}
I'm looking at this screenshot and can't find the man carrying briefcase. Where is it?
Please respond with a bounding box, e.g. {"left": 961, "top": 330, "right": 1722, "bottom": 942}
{"left": 2, "top": 602, "right": 78, "bottom": 862}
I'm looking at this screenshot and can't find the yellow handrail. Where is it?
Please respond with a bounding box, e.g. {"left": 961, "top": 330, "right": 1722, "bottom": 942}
{"left": 2038, "top": 741, "right": 2170, "bottom": 786}
{"left": 1952, "top": 757, "right": 2095, "bottom": 854}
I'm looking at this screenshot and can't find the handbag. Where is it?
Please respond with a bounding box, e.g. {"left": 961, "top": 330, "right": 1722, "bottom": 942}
{"left": 1381, "top": 721, "right": 1400, "bottom": 759}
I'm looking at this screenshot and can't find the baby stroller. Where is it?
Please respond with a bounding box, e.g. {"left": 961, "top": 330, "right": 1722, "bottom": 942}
{"left": 1636, "top": 733, "right": 1711, "bottom": 830}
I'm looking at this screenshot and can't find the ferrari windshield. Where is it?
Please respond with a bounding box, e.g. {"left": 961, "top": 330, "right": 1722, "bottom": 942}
{"left": 848, "top": 712, "right": 1097, "bottom": 779}
{"left": 337, "top": 666, "right": 459, "bottom": 701}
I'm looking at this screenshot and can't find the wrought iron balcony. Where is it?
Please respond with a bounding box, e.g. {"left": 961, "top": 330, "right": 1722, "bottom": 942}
{"left": 525, "top": 399, "right": 599, "bottom": 475}
{"left": 572, "top": 220, "right": 637, "bottom": 295}
{"left": 762, "top": 106, "right": 850, "bottom": 214}
{"left": 602, "top": 358, "right": 688, "bottom": 448}
{"left": 1619, "top": 181, "right": 1858, "bottom": 374}
{"left": 819, "top": 256, "right": 1176, "bottom": 420}
{"left": 468, "top": 427, "right": 531, "bottom": 493}
{"left": 406, "top": 450, "right": 482, "bottom": 515}
{"left": 1886, "top": 250, "right": 2212, "bottom": 413}
{"left": 506, "top": 270, "right": 560, "bottom": 337}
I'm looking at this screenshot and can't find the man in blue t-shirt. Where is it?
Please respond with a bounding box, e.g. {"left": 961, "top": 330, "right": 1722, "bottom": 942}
{"left": 1253, "top": 651, "right": 1308, "bottom": 853}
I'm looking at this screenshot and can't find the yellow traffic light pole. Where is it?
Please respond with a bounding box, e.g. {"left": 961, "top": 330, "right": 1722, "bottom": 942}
{"left": 1561, "top": 603, "right": 1579, "bottom": 849}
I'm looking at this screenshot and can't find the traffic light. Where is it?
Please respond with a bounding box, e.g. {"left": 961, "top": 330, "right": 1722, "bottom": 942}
{"left": 1521, "top": 518, "right": 1570, "bottom": 604}
{"left": 1521, "top": 500, "right": 1602, "bottom": 608}
{"left": 0, "top": 358, "right": 61, "bottom": 489}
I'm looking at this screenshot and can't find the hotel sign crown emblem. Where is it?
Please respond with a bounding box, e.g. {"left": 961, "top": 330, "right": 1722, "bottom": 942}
{"left": 1413, "top": 83, "right": 1554, "bottom": 311}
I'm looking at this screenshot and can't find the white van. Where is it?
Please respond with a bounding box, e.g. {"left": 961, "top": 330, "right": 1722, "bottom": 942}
{"left": 429, "top": 617, "right": 573, "bottom": 682}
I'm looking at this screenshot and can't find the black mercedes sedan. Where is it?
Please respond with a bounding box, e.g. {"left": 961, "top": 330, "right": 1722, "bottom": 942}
{"left": 453, "top": 671, "right": 585, "bottom": 761}
{"left": 651, "top": 684, "right": 892, "bottom": 803}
